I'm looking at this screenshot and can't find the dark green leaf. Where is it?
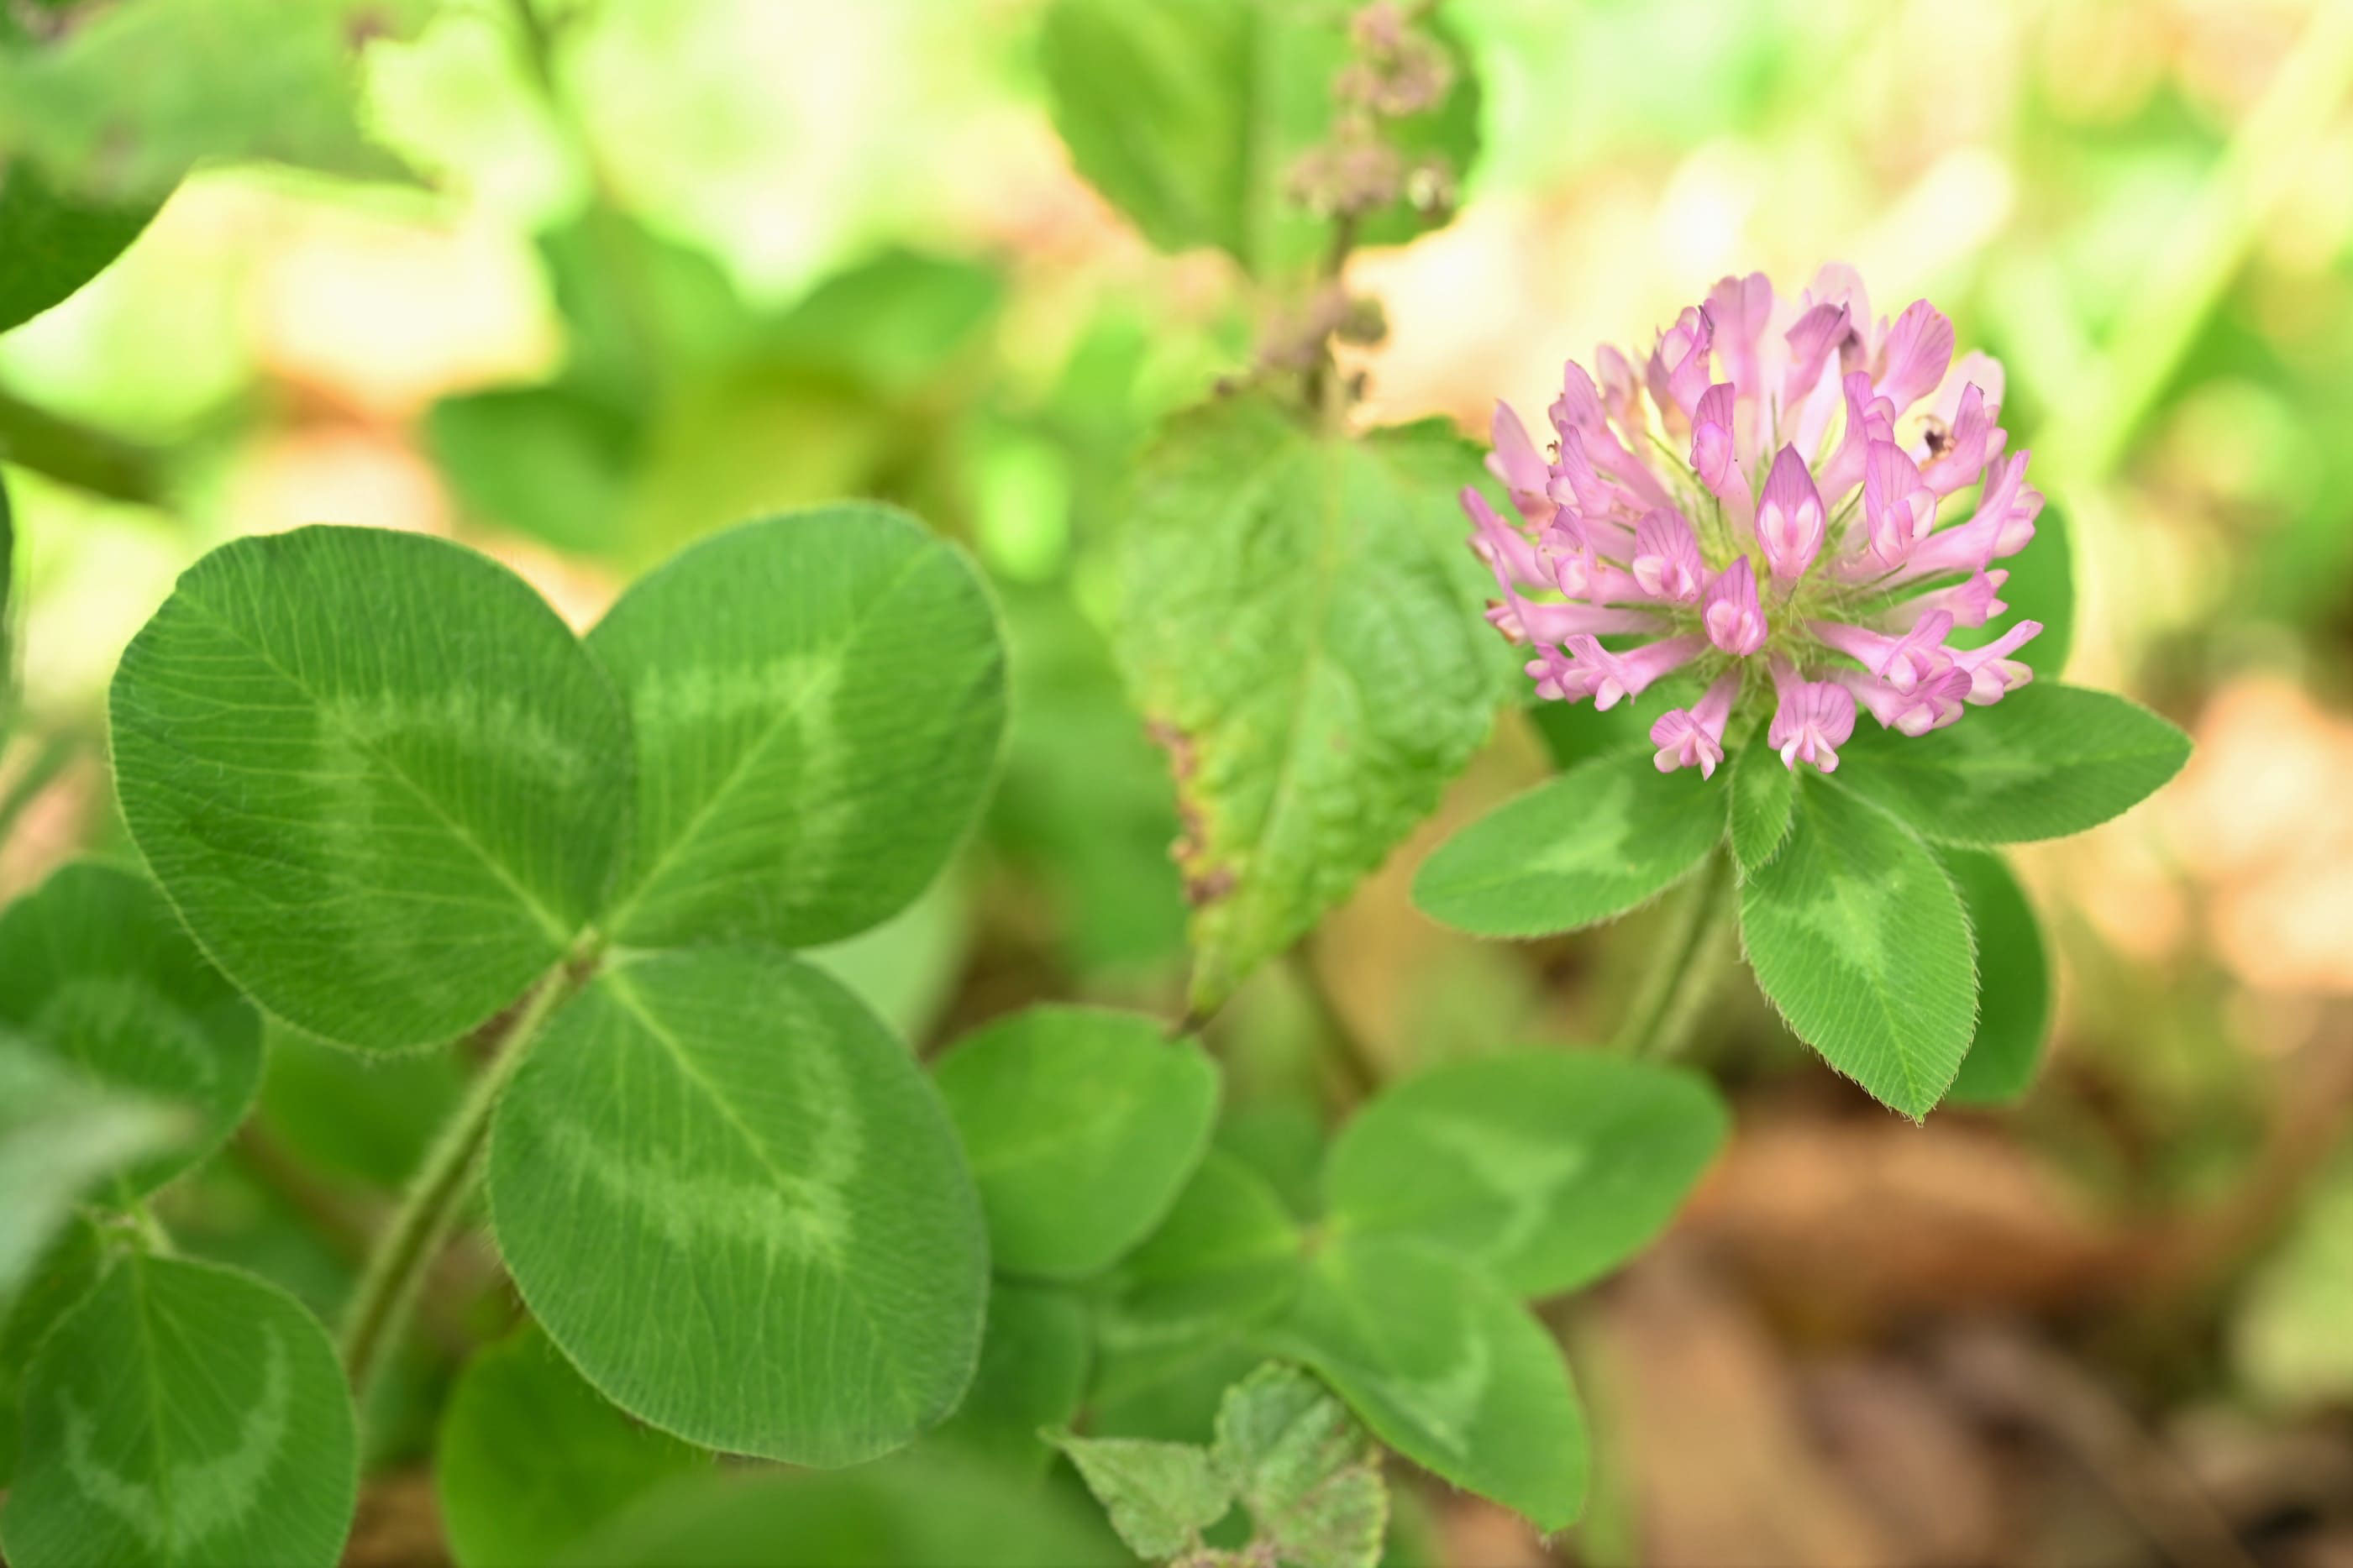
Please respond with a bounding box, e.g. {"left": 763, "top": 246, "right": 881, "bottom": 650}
{"left": 1116, "top": 397, "right": 1507, "bottom": 1011}
{"left": 934, "top": 1005, "right": 1220, "bottom": 1280}
{"left": 0, "top": 161, "right": 159, "bottom": 333}
{"left": 587, "top": 505, "right": 1006, "bottom": 952}
{"left": 1833, "top": 683, "right": 2190, "bottom": 845}
{"left": 1942, "top": 849, "right": 2052, "bottom": 1105}
{"left": 486, "top": 948, "right": 986, "bottom": 1466}
{"left": 1740, "top": 779, "right": 1977, "bottom": 1118}
{"left": 108, "top": 526, "right": 630, "bottom": 1051}
{"left": 1265, "top": 1235, "right": 1587, "bottom": 1532}
{"left": 0, "top": 1255, "right": 356, "bottom": 1568}
{"left": 436, "top": 1323, "right": 706, "bottom": 1568}
{"left": 1324, "top": 1050, "right": 1727, "bottom": 1296}
{"left": 1413, "top": 750, "right": 1725, "bottom": 938}
{"left": 0, "top": 860, "right": 258, "bottom": 1196}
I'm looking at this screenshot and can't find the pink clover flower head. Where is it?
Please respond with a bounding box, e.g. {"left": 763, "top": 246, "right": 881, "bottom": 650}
{"left": 1701, "top": 556, "right": 1767, "bottom": 656}
{"left": 1458, "top": 265, "right": 2046, "bottom": 774}
{"left": 1769, "top": 658, "right": 1858, "bottom": 772}
{"left": 1651, "top": 673, "right": 1741, "bottom": 779}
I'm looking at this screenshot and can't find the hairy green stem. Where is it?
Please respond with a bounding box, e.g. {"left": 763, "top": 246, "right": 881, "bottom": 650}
{"left": 338, "top": 965, "right": 574, "bottom": 1399}
{"left": 1613, "top": 848, "right": 1736, "bottom": 1060}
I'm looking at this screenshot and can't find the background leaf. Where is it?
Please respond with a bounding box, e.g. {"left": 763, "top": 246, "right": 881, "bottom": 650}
{"left": 0, "top": 1041, "right": 185, "bottom": 1294}
{"left": 586, "top": 505, "right": 1005, "bottom": 952}
{"left": 1740, "top": 779, "right": 1977, "bottom": 1118}
{"left": 1037, "top": 0, "right": 1481, "bottom": 275}
{"left": 1941, "top": 848, "right": 2054, "bottom": 1105}
{"left": 108, "top": 526, "right": 630, "bottom": 1051}
{"left": 1833, "top": 683, "right": 2191, "bottom": 845}
{"left": 1116, "top": 396, "right": 1506, "bottom": 1013}
{"left": 1213, "top": 1362, "right": 1388, "bottom": 1568}
{"left": 1048, "top": 1430, "right": 1232, "bottom": 1560}
{"left": 254, "top": 1020, "right": 462, "bottom": 1192}
{"left": 1264, "top": 1235, "right": 1588, "bottom": 1533}
{"left": 486, "top": 948, "right": 986, "bottom": 1466}
{"left": 1412, "top": 751, "right": 1725, "bottom": 938}
{"left": 1949, "top": 502, "right": 2074, "bottom": 677}
{"left": 0, "top": 0, "right": 429, "bottom": 201}
{"left": 436, "top": 1322, "right": 705, "bottom": 1568}
{"left": 1091, "top": 1151, "right": 1307, "bottom": 1440}
{"left": 0, "top": 860, "right": 259, "bottom": 1197}
{"left": 552, "top": 1452, "right": 1127, "bottom": 1568}
{"left": 1324, "top": 1050, "right": 1727, "bottom": 1296}
{"left": 933, "top": 1005, "right": 1220, "bottom": 1279}
{"left": 928, "top": 1281, "right": 1090, "bottom": 1475}
{"left": 0, "top": 1255, "right": 356, "bottom": 1568}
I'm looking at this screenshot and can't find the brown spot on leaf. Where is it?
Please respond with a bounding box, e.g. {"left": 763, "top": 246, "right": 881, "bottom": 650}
{"left": 1183, "top": 865, "right": 1237, "bottom": 908}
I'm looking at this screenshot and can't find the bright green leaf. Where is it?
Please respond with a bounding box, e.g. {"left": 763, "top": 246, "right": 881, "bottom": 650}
{"left": 551, "top": 1452, "right": 1127, "bottom": 1568}
{"left": 0, "top": 861, "right": 259, "bottom": 1197}
{"left": 1214, "top": 1362, "right": 1387, "bottom": 1568}
{"left": 1038, "top": 0, "right": 1480, "bottom": 275}
{"left": 0, "top": 1040, "right": 186, "bottom": 1293}
{"left": 0, "top": 1255, "right": 356, "bottom": 1568}
{"left": 0, "top": 161, "right": 159, "bottom": 333}
{"left": 0, "top": 0, "right": 429, "bottom": 201}
{"left": 436, "top": 1322, "right": 705, "bottom": 1568}
{"left": 108, "top": 526, "right": 630, "bottom": 1051}
{"left": 1728, "top": 734, "right": 1795, "bottom": 875}
{"left": 1413, "top": 750, "right": 1725, "bottom": 938}
{"left": 1048, "top": 1430, "right": 1232, "bottom": 1560}
{"left": 1325, "top": 1050, "right": 1727, "bottom": 1297}
{"left": 1832, "top": 683, "right": 2190, "bottom": 845}
{"left": 486, "top": 948, "right": 986, "bottom": 1466}
{"left": 1265, "top": 1235, "right": 1588, "bottom": 1533}
{"left": 587, "top": 505, "right": 1006, "bottom": 952}
{"left": 1942, "top": 849, "right": 2053, "bottom": 1105}
{"left": 933, "top": 1005, "right": 1220, "bottom": 1279}
{"left": 1116, "top": 397, "right": 1507, "bottom": 1012}
{"left": 929, "top": 1282, "right": 1091, "bottom": 1474}
{"left": 1740, "top": 779, "right": 1977, "bottom": 1118}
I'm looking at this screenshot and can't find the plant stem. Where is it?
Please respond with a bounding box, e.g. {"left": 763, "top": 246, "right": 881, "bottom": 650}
{"left": 1613, "top": 848, "right": 1736, "bottom": 1060}
{"left": 0, "top": 385, "right": 167, "bottom": 506}
{"left": 337, "top": 964, "right": 575, "bottom": 1399}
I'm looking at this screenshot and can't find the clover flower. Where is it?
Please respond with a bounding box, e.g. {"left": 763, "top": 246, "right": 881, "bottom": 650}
{"left": 1463, "top": 265, "right": 2044, "bottom": 776}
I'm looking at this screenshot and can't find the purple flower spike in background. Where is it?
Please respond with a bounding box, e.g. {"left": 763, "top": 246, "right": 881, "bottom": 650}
{"left": 1461, "top": 265, "right": 2047, "bottom": 772}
